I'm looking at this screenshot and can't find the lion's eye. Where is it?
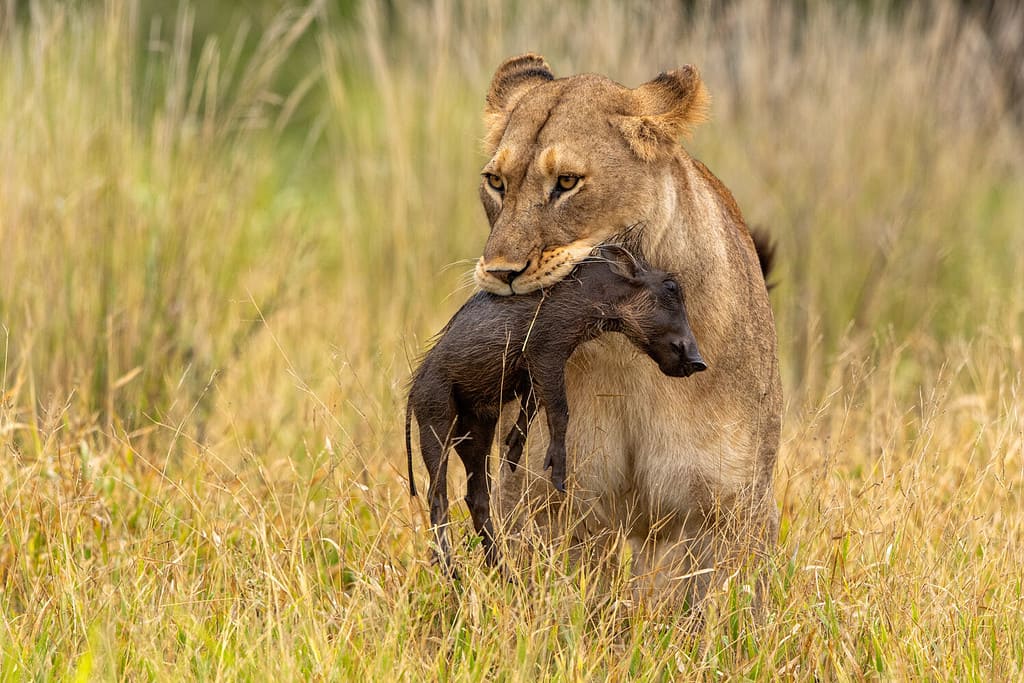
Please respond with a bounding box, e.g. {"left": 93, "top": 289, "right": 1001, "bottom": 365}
{"left": 663, "top": 279, "right": 679, "bottom": 295}
{"left": 485, "top": 174, "right": 504, "bottom": 193}
{"left": 556, "top": 175, "right": 579, "bottom": 192}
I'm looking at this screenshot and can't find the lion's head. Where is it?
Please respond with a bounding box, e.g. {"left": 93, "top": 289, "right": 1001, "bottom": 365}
{"left": 473, "top": 54, "right": 709, "bottom": 295}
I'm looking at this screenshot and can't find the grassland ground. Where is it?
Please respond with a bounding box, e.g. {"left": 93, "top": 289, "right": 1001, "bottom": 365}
{"left": 1, "top": 0, "right": 1023, "bottom": 679}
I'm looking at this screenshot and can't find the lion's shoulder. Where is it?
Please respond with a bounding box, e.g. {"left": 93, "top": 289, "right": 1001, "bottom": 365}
{"left": 688, "top": 157, "right": 745, "bottom": 229}
{"left": 685, "top": 157, "right": 775, "bottom": 284}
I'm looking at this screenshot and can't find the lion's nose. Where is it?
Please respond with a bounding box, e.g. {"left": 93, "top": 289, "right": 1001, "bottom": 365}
{"left": 486, "top": 262, "right": 529, "bottom": 286}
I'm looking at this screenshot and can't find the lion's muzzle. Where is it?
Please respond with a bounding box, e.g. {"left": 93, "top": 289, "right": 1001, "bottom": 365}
{"left": 476, "top": 238, "right": 602, "bottom": 296}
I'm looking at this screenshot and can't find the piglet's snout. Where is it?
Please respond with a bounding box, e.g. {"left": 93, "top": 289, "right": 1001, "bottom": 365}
{"left": 670, "top": 338, "right": 707, "bottom": 376}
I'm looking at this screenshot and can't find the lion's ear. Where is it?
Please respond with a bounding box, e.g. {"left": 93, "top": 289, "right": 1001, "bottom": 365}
{"left": 484, "top": 53, "right": 554, "bottom": 153}
{"left": 618, "top": 65, "right": 709, "bottom": 162}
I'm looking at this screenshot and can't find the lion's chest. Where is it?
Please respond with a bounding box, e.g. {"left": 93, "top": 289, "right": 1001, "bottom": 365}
{"left": 563, "top": 334, "right": 755, "bottom": 527}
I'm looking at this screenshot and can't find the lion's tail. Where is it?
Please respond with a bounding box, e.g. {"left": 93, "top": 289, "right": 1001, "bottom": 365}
{"left": 749, "top": 226, "right": 777, "bottom": 289}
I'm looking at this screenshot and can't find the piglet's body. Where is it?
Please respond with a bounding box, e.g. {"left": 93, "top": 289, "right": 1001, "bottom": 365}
{"left": 405, "top": 249, "right": 705, "bottom": 574}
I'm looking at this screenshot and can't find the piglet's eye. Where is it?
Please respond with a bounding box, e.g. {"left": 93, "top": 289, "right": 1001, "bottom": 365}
{"left": 663, "top": 280, "right": 679, "bottom": 295}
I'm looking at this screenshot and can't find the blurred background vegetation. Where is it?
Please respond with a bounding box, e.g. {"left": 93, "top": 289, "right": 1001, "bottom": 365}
{"left": 0, "top": 0, "right": 1022, "bottom": 677}
{"left": 1, "top": 0, "right": 1020, "bottom": 441}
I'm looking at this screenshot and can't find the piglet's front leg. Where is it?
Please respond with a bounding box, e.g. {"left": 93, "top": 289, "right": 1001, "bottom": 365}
{"left": 536, "top": 371, "right": 570, "bottom": 494}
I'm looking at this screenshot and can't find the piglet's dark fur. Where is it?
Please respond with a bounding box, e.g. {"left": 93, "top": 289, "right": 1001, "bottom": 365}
{"left": 405, "top": 247, "right": 706, "bottom": 574}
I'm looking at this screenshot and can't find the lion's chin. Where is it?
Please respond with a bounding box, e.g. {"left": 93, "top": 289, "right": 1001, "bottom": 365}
{"left": 476, "top": 279, "right": 514, "bottom": 296}
{"left": 508, "top": 275, "right": 555, "bottom": 295}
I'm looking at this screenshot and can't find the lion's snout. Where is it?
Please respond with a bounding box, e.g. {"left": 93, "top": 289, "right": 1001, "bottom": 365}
{"left": 475, "top": 257, "right": 520, "bottom": 295}
{"left": 483, "top": 259, "right": 530, "bottom": 286}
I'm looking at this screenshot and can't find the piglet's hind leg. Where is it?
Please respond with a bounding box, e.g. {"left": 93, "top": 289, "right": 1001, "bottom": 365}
{"left": 420, "top": 421, "right": 458, "bottom": 578}
{"left": 455, "top": 416, "right": 501, "bottom": 569}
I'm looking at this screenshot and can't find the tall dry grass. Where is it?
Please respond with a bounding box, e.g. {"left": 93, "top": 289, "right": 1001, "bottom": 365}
{"left": 1, "top": 0, "right": 1022, "bottom": 678}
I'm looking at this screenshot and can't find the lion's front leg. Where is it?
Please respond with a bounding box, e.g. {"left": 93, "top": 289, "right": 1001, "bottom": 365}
{"left": 628, "top": 499, "right": 778, "bottom": 612}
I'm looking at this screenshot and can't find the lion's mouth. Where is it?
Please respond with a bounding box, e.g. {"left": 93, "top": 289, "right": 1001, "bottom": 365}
{"left": 475, "top": 259, "right": 567, "bottom": 296}
{"left": 475, "top": 239, "right": 601, "bottom": 295}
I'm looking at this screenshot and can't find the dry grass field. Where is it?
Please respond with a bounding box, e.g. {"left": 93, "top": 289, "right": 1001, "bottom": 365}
{"left": 1, "top": 0, "right": 1022, "bottom": 679}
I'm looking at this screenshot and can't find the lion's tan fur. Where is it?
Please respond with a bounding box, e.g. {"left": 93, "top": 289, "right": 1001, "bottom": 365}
{"left": 474, "top": 54, "right": 781, "bottom": 604}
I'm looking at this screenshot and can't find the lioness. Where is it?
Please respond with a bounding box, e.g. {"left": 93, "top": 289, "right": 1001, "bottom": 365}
{"left": 474, "top": 54, "right": 781, "bottom": 604}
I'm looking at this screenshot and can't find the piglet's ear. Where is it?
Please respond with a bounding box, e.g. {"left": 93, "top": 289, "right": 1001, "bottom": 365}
{"left": 598, "top": 245, "right": 641, "bottom": 280}
{"left": 616, "top": 65, "right": 709, "bottom": 162}
{"left": 484, "top": 54, "right": 554, "bottom": 153}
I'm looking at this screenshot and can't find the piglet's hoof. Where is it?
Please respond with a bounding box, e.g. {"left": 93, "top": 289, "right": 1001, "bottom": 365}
{"left": 543, "top": 454, "right": 566, "bottom": 492}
